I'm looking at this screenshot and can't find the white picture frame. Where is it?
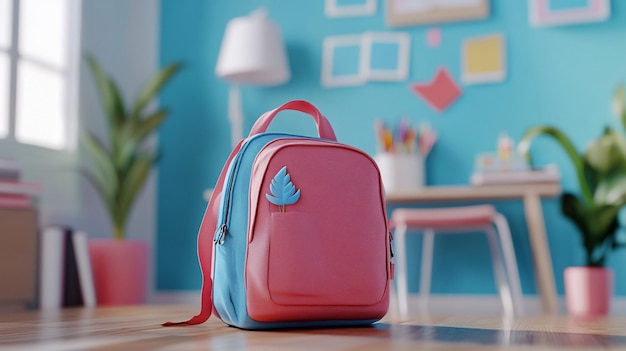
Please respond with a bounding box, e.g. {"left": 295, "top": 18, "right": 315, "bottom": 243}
{"left": 529, "top": 0, "right": 610, "bottom": 27}
{"left": 325, "top": 0, "right": 377, "bottom": 18}
{"left": 321, "top": 32, "right": 411, "bottom": 88}
{"left": 321, "top": 35, "right": 367, "bottom": 88}
{"left": 362, "top": 32, "right": 410, "bottom": 82}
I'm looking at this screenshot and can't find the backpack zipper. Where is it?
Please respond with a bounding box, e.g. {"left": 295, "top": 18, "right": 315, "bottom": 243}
{"left": 213, "top": 151, "right": 242, "bottom": 245}
{"left": 214, "top": 133, "right": 299, "bottom": 245}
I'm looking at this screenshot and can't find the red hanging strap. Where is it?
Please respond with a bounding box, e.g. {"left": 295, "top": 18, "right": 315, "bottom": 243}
{"left": 163, "top": 140, "right": 244, "bottom": 326}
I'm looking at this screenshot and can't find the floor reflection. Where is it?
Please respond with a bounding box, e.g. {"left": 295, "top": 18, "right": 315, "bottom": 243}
{"left": 370, "top": 324, "right": 626, "bottom": 347}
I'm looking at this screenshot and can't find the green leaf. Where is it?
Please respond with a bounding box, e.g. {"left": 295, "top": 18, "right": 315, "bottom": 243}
{"left": 589, "top": 205, "right": 620, "bottom": 267}
{"left": 80, "top": 133, "right": 120, "bottom": 225}
{"left": 85, "top": 55, "right": 126, "bottom": 136}
{"left": 114, "top": 110, "right": 168, "bottom": 171}
{"left": 585, "top": 128, "right": 626, "bottom": 175}
{"left": 115, "top": 153, "right": 156, "bottom": 235}
{"left": 614, "top": 84, "right": 626, "bottom": 130}
{"left": 80, "top": 132, "right": 118, "bottom": 194}
{"left": 518, "top": 125, "right": 593, "bottom": 205}
{"left": 134, "top": 109, "right": 169, "bottom": 141}
{"left": 583, "top": 159, "right": 601, "bottom": 195}
{"left": 130, "top": 63, "right": 182, "bottom": 122}
{"left": 595, "top": 171, "right": 626, "bottom": 205}
{"left": 561, "top": 193, "right": 621, "bottom": 266}
{"left": 560, "top": 193, "right": 591, "bottom": 240}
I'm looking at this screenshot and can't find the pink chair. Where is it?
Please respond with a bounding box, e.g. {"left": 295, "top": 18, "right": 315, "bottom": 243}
{"left": 390, "top": 205, "right": 524, "bottom": 317}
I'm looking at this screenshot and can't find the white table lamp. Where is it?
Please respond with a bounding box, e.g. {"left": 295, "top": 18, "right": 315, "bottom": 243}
{"left": 215, "top": 8, "right": 290, "bottom": 146}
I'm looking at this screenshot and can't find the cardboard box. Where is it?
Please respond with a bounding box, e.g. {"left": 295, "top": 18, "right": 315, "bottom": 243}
{"left": 0, "top": 208, "right": 38, "bottom": 307}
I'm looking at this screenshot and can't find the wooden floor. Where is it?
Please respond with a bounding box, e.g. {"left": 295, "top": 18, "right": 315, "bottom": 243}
{"left": 1, "top": 305, "right": 626, "bottom": 350}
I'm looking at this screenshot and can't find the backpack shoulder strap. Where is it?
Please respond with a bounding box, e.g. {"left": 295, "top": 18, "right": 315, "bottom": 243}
{"left": 163, "top": 140, "right": 244, "bottom": 326}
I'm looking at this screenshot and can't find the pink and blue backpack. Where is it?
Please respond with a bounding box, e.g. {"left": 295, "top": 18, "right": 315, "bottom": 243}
{"left": 165, "top": 100, "right": 393, "bottom": 330}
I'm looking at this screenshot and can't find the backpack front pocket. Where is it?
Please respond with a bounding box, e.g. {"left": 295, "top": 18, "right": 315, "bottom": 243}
{"left": 268, "top": 211, "right": 384, "bottom": 306}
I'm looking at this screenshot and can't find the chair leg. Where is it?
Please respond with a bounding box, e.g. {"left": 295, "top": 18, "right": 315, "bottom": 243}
{"left": 493, "top": 213, "right": 524, "bottom": 316}
{"left": 420, "top": 229, "right": 434, "bottom": 313}
{"left": 485, "top": 226, "right": 515, "bottom": 317}
{"left": 395, "top": 224, "right": 409, "bottom": 318}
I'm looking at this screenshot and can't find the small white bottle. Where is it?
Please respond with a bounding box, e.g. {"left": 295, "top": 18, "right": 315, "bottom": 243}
{"left": 498, "top": 132, "right": 514, "bottom": 163}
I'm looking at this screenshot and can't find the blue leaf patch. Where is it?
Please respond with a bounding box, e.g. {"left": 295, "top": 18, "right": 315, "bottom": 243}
{"left": 266, "top": 166, "right": 301, "bottom": 212}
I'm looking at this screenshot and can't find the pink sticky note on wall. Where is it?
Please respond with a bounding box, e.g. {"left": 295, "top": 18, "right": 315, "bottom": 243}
{"left": 426, "top": 28, "right": 441, "bottom": 47}
{"left": 411, "top": 68, "right": 461, "bottom": 113}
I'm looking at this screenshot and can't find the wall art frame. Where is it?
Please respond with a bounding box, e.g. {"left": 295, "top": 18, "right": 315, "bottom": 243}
{"left": 529, "top": 0, "right": 610, "bottom": 27}
{"left": 385, "top": 0, "right": 489, "bottom": 27}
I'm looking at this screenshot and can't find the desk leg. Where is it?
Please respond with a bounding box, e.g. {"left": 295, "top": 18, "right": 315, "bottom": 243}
{"left": 523, "top": 192, "right": 559, "bottom": 315}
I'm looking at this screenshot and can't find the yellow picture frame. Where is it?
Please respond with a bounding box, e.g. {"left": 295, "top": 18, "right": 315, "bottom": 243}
{"left": 462, "top": 34, "right": 506, "bottom": 85}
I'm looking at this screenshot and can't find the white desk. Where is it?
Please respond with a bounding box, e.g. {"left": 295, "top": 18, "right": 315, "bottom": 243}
{"left": 385, "top": 182, "right": 561, "bottom": 316}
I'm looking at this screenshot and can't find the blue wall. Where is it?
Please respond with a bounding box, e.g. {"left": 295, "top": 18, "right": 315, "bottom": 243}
{"left": 158, "top": 0, "right": 626, "bottom": 296}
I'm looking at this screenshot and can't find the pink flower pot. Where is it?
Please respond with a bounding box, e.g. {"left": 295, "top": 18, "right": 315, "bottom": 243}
{"left": 564, "top": 266, "right": 613, "bottom": 318}
{"left": 88, "top": 239, "right": 149, "bottom": 306}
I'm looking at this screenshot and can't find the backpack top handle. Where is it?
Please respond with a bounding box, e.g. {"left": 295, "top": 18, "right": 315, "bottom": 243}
{"left": 248, "top": 100, "right": 337, "bottom": 141}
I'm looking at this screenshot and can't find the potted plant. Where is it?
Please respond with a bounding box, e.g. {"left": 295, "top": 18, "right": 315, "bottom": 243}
{"left": 518, "top": 86, "right": 626, "bottom": 317}
{"left": 82, "top": 55, "right": 181, "bottom": 305}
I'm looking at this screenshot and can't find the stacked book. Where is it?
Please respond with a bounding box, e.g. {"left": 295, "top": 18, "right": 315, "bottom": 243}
{"left": 470, "top": 152, "right": 561, "bottom": 186}
{"left": 0, "top": 158, "right": 42, "bottom": 208}
{"left": 470, "top": 165, "right": 561, "bottom": 185}
{"left": 39, "top": 227, "right": 96, "bottom": 309}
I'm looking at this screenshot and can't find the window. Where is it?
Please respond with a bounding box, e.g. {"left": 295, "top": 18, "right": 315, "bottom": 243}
{"left": 0, "top": 0, "right": 81, "bottom": 228}
{"left": 0, "top": 0, "right": 11, "bottom": 138}
{"left": 0, "top": 0, "right": 80, "bottom": 151}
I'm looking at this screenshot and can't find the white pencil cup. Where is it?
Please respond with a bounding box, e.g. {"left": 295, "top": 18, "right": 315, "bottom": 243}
{"left": 374, "top": 153, "right": 424, "bottom": 192}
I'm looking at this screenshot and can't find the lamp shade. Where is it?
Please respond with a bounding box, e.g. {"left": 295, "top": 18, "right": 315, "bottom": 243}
{"left": 215, "top": 9, "right": 290, "bottom": 86}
